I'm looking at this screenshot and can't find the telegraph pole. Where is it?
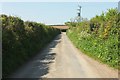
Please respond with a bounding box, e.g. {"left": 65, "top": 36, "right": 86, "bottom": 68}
{"left": 77, "top": 5, "right": 82, "bottom": 22}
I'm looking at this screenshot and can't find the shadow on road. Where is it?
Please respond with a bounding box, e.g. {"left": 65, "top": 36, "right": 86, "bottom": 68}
{"left": 8, "top": 34, "right": 62, "bottom": 78}
{"left": 27, "top": 34, "right": 62, "bottom": 78}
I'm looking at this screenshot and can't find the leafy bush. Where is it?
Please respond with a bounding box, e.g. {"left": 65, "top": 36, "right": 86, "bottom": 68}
{"left": 1, "top": 14, "right": 60, "bottom": 78}
{"left": 66, "top": 8, "right": 119, "bottom": 69}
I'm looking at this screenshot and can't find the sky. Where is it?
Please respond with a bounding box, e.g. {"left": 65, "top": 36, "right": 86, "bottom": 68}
{"left": 1, "top": 2, "right": 118, "bottom": 25}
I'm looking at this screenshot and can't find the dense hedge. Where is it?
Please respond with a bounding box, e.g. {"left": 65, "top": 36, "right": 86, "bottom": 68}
{"left": 66, "top": 8, "right": 119, "bottom": 69}
{"left": 1, "top": 14, "right": 60, "bottom": 77}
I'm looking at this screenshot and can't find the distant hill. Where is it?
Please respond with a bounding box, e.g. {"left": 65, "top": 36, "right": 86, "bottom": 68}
{"left": 49, "top": 25, "right": 69, "bottom": 30}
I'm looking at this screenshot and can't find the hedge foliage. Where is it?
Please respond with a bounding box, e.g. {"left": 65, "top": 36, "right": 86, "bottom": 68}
{"left": 66, "top": 8, "right": 119, "bottom": 69}
{"left": 1, "top": 14, "right": 60, "bottom": 77}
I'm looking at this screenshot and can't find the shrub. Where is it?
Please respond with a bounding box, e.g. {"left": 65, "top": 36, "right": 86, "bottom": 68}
{"left": 66, "top": 8, "right": 119, "bottom": 69}
{"left": 1, "top": 14, "right": 60, "bottom": 78}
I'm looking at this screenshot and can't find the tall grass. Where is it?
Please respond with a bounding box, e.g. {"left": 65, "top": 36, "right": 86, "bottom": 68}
{"left": 66, "top": 8, "right": 119, "bottom": 69}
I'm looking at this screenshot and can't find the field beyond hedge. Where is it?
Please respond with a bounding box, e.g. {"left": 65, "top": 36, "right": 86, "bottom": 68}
{"left": 66, "top": 8, "right": 119, "bottom": 69}
{"left": 1, "top": 14, "right": 60, "bottom": 78}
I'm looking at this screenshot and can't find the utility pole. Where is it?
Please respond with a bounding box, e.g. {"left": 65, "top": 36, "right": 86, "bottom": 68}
{"left": 77, "top": 5, "right": 82, "bottom": 22}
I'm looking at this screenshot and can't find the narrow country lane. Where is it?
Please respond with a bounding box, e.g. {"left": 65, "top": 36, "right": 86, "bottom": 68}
{"left": 10, "top": 32, "right": 118, "bottom": 78}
